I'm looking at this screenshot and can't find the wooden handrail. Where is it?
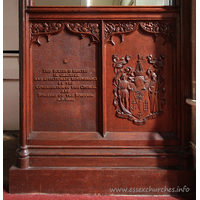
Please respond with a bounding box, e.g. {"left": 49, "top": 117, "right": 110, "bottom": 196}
{"left": 186, "top": 98, "right": 196, "bottom": 107}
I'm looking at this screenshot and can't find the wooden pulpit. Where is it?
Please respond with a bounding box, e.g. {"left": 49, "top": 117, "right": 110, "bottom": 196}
{"left": 9, "top": 0, "right": 195, "bottom": 194}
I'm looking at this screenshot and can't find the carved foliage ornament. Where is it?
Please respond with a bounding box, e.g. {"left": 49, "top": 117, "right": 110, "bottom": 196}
{"left": 112, "top": 54, "right": 166, "bottom": 125}
{"left": 105, "top": 21, "right": 175, "bottom": 45}
{"left": 66, "top": 22, "right": 100, "bottom": 44}
{"left": 139, "top": 22, "right": 175, "bottom": 44}
{"left": 104, "top": 22, "right": 138, "bottom": 45}
{"left": 30, "top": 22, "right": 100, "bottom": 46}
{"left": 30, "top": 22, "right": 65, "bottom": 46}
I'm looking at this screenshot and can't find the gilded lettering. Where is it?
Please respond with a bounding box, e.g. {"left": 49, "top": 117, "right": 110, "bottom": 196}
{"left": 43, "top": 77, "right": 70, "bottom": 81}
{"left": 59, "top": 73, "right": 79, "bottom": 77}
{"left": 71, "top": 77, "right": 97, "bottom": 81}
{"left": 36, "top": 85, "right": 66, "bottom": 89}
{"left": 37, "top": 93, "right": 57, "bottom": 97}
{"left": 35, "top": 68, "right": 96, "bottom": 102}
{"left": 75, "top": 93, "right": 94, "bottom": 97}
{"left": 71, "top": 85, "right": 80, "bottom": 89}
{"left": 57, "top": 97, "right": 75, "bottom": 101}
{"left": 72, "top": 69, "right": 88, "bottom": 73}
{"left": 53, "top": 69, "right": 72, "bottom": 73}
{"left": 61, "top": 90, "right": 69, "bottom": 93}
{"left": 43, "top": 69, "right": 52, "bottom": 73}
{"left": 58, "top": 82, "right": 64, "bottom": 85}
{"left": 58, "top": 94, "right": 65, "bottom": 97}
{"left": 65, "top": 82, "right": 74, "bottom": 85}
{"left": 80, "top": 85, "right": 97, "bottom": 89}
{"left": 34, "top": 77, "right": 43, "bottom": 81}
{"left": 66, "top": 93, "right": 74, "bottom": 97}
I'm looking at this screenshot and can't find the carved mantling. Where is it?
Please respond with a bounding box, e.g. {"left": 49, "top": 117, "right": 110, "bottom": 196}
{"left": 105, "top": 21, "right": 176, "bottom": 45}
{"left": 112, "top": 54, "right": 166, "bottom": 125}
{"left": 30, "top": 22, "right": 100, "bottom": 46}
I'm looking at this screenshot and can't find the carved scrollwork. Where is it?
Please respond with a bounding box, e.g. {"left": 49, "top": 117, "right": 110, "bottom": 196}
{"left": 30, "top": 22, "right": 65, "bottom": 46}
{"left": 30, "top": 21, "right": 100, "bottom": 46}
{"left": 112, "top": 54, "right": 166, "bottom": 125}
{"left": 105, "top": 21, "right": 176, "bottom": 45}
{"left": 139, "top": 21, "right": 175, "bottom": 44}
{"left": 66, "top": 22, "right": 100, "bottom": 45}
{"left": 105, "top": 22, "right": 138, "bottom": 45}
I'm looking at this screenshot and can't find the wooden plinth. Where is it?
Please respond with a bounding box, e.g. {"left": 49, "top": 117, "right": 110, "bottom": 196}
{"left": 9, "top": 166, "right": 195, "bottom": 195}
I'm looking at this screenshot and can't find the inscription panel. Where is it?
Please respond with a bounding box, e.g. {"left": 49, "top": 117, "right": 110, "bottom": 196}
{"left": 32, "top": 30, "right": 99, "bottom": 132}
{"left": 34, "top": 68, "right": 97, "bottom": 102}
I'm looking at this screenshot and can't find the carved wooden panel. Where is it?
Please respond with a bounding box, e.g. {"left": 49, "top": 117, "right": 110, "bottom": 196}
{"left": 29, "top": 20, "right": 177, "bottom": 133}
{"left": 31, "top": 21, "right": 100, "bottom": 132}
{"left": 105, "top": 20, "right": 175, "bottom": 132}
{"left": 112, "top": 54, "right": 165, "bottom": 125}
{"left": 105, "top": 21, "right": 175, "bottom": 45}
{"left": 30, "top": 22, "right": 100, "bottom": 46}
{"left": 10, "top": 4, "right": 195, "bottom": 194}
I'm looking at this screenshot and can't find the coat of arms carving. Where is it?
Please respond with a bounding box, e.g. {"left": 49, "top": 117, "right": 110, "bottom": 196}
{"left": 112, "top": 54, "right": 166, "bottom": 125}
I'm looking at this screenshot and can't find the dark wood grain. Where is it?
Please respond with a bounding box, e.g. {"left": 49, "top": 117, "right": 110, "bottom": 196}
{"left": 10, "top": 0, "right": 195, "bottom": 194}
{"left": 10, "top": 166, "right": 195, "bottom": 194}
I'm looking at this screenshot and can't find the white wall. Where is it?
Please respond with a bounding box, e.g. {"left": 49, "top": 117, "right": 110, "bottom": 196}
{"left": 3, "top": 54, "right": 20, "bottom": 130}
{"left": 3, "top": 0, "right": 19, "bottom": 50}
{"left": 3, "top": 0, "right": 19, "bottom": 130}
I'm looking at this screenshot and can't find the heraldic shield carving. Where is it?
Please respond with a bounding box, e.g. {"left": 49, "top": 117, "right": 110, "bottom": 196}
{"left": 112, "top": 54, "right": 166, "bottom": 125}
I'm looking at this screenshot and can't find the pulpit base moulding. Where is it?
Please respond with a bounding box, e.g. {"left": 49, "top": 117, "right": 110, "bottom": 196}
{"left": 10, "top": 166, "right": 195, "bottom": 194}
